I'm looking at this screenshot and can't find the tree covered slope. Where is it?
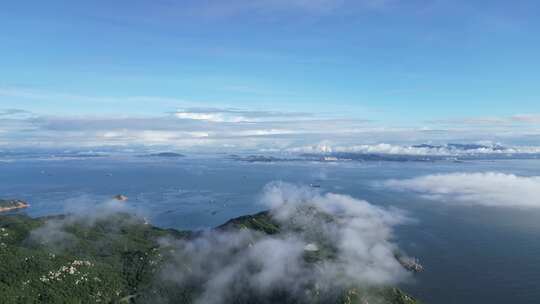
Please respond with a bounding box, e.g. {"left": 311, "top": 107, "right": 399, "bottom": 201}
{"left": 0, "top": 210, "right": 420, "bottom": 304}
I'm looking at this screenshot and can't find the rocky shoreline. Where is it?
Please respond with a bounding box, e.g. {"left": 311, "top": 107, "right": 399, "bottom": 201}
{"left": 0, "top": 199, "right": 29, "bottom": 213}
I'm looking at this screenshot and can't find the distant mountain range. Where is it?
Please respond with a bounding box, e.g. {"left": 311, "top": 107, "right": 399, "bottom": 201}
{"left": 143, "top": 152, "right": 185, "bottom": 158}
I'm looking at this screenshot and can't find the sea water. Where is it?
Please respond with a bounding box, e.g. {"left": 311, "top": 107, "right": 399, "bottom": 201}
{"left": 1, "top": 156, "right": 539, "bottom": 304}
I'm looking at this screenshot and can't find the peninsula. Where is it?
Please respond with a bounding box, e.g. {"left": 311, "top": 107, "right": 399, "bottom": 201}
{"left": 0, "top": 199, "right": 29, "bottom": 213}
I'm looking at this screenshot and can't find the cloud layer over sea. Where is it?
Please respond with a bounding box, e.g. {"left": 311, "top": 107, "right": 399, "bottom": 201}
{"left": 385, "top": 172, "right": 540, "bottom": 208}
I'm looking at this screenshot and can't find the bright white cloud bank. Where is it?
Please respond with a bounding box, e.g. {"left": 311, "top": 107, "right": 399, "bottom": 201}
{"left": 385, "top": 172, "right": 540, "bottom": 208}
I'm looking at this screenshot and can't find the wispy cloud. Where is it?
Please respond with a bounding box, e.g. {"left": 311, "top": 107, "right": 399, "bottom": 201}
{"left": 511, "top": 114, "right": 540, "bottom": 124}
{"left": 0, "top": 108, "right": 371, "bottom": 150}
{"left": 1, "top": 87, "right": 540, "bottom": 150}
{"left": 159, "top": 0, "right": 396, "bottom": 20}
{"left": 1, "top": 108, "right": 540, "bottom": 151}
{"left": 429, "top": 114, "right": 540, "bottom": 126}
{"left": 0, "top": 108, "right": 34, "bottom": 118}
{"left": 0, "top": 87, "right": 195, "bottom": 111}
{"left": 173, "top": 108, "right": 313, "bottom": 123}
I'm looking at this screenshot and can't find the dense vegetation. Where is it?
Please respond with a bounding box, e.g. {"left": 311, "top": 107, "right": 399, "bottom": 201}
{"left": 0, "top": 210, "right": 420, "bottom": 304}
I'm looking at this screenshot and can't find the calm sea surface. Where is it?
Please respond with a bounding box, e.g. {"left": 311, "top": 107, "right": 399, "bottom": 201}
{"left": 1, "top": 156, "right": 539, "bottom": 304}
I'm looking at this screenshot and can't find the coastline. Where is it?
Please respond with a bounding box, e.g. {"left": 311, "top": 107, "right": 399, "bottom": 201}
{"left": 0, "top": 199, "right": 29, "bottom": 213}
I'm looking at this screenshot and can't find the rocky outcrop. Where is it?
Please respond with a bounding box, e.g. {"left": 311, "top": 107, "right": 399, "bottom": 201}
{"left": 0, "top": 199, "right": 29, "bottom": 212}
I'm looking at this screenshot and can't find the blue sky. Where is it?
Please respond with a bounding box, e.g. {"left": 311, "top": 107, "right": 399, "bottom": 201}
{"left": 1, "top": 0, "right": 539, "bottom": 150}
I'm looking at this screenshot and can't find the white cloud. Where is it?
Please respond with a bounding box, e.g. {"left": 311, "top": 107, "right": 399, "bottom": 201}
{"left": 286, "top": 142, "right": 540, "bottom": 155}
{"left": 430, "top": 113, "right": 540, "bottom": 126}
{"left": 384, "top": 172, "right": 540, "bottom": 208}
{"left": 0, "top": 108, "right": 376, "bottom": 150}
{"left": 174, "top": 112, "right": 234, "bottom": 122}
{"left": 0, "top": 108, "right": 32, "bottom": 117}
{"left": 288, "top": 143, "right": 435, "bottom": 154}
{"left": 28, "top": 196, "right": 142, "bottom": 251}
{"left": 1, "top": 94, "right": 540, "bottom": 151}
{"left": 173, "top": 108, "right": 313, "bottom": 123}
{"left": 159, "top": 182, "right": 411, "bottom": 304}
{"left": 511, "top": 114, "right": 540, "bottom": 124}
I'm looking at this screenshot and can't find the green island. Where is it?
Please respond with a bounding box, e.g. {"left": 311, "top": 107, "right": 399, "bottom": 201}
{"left": 0, "top": 208, "right": 421, "bottom": 304}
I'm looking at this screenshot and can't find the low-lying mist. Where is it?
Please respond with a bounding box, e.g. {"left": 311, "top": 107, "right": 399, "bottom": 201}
{"left": 157, "top": 182, "right": 412, "bottom": 303}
